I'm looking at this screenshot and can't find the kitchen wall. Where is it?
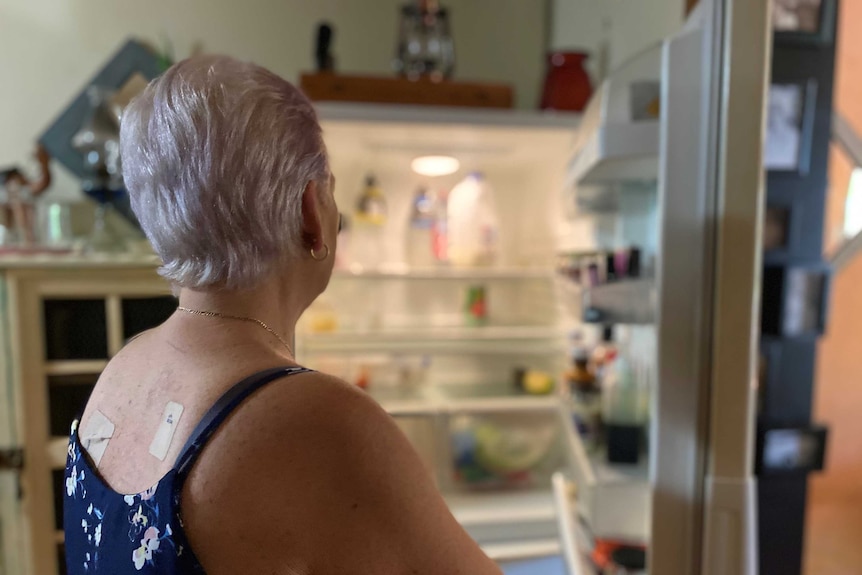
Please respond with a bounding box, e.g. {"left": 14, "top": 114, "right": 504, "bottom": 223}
{"left": 0, "top": 0, "right": 548, "bottom": 201}
{"left": 811, "top": 0, "right": 862, "bottom": 506}
{"left": 805, "top": 0, "right": 862, "bottom": 571}
{"left": 551, "top": 0, "right": 684, "bottom": 81}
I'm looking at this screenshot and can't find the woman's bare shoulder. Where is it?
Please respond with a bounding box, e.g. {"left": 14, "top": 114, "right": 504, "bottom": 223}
{"left": 181, "top": 369, "right": 500, "bottom": 574}
{"left": 190, "top": 368, "right": 387, "bottom": 470}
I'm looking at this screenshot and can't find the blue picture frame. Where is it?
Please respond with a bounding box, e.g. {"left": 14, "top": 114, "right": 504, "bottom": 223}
{"left": 38, "top": 39, "right": 163, "bottom": 179}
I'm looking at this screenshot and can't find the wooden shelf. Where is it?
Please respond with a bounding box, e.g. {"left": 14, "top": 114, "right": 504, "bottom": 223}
{"left": 302, "top": 73, "right": 514, "bottom": 109}
{"left": 47, "top": 437, "right": 69, "bottom": 469}
{"left": 45, "top": 360, "right": 108, "bottom": 376}
{"left": 0, "top": 253, "right": 159, "bottom": 270}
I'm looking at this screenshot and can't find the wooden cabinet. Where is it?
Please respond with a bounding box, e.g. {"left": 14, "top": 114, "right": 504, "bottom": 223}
{"left": 0, "top": 260, "right": 169, "bottom": 575}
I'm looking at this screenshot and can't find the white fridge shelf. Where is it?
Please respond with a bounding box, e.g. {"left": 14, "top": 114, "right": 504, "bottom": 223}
{"left": 446, "top": 490, "right": 562, "bottom": 546}
{"left": 447, "top": 489, "right": 557, "bottom": 526}
{"left": 373, "top": 384, "right": 562, "bottom": 416}
{"left": 332, "top": 266, "right": 554, "bottom": 281}
{"left": 299, "top": 325, "right": 567, "bottom": 355}
{"left": 482, "top": 539, "right": 562, "bottom": 563}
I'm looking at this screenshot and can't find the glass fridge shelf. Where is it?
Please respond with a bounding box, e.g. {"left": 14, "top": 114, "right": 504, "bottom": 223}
{"left": 299, "top": 325, "right": 568, "bottom": 355}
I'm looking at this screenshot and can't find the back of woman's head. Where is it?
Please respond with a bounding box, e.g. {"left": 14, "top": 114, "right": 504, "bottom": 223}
{"left": 120, "top": 55, "right": 329, "bottom": 290}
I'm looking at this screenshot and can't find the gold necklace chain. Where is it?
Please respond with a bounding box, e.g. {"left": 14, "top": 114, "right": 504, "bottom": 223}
{"left": 176, "top": 306, "right": 294, "bottom": 356}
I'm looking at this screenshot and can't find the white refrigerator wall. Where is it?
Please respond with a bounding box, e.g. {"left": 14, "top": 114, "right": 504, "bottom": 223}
{"left": 325, "top": 126, "right": 575, "bottom": 270}
{"left": 301, "top": 116, "right": 583, "bottom": 510}
{"left": 305, "top": 116, "right": 579, "bottom": 398}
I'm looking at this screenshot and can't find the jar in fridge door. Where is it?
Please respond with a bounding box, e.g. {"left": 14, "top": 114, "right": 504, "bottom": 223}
{"left": 601, "top": 354, "right": 650, "bottom": 465}
{"left": 606, "top": 547, "right": 647, "bottom": 574}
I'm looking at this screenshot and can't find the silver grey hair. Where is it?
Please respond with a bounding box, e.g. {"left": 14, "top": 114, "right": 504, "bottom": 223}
{"left": 120, "top": 55, "right": 329, "bottom": 290}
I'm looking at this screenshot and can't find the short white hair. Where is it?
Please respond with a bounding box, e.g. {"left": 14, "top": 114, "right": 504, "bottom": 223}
{"left": 120, "top": 55, "right": 329, "bottom": 290}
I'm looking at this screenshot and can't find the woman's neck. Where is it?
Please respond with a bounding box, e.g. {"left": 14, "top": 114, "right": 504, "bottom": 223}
{"left": 176, "top": 274, "right": 308, "bottom": 354}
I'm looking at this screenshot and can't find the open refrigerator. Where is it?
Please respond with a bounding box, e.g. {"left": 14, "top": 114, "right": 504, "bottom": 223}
{"left": 0, "top": 2, "right": 768, "bottom": 574}
{"left": 295, "top": 0, "right": 765, "bottom": 573}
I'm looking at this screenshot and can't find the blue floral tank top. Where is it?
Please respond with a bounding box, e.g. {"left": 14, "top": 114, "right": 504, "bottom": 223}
{"left": 64, "top": 366, "right": 311, "bottom": 574}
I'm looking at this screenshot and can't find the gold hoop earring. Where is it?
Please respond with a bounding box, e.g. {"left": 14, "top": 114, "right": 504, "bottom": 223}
{"left": 310, "top": 244, "right": 330, "bottom": 261}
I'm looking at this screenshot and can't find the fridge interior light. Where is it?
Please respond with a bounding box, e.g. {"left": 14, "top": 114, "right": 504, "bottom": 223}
{"left": 411, "top": 155, "right": 461, "bottom": 177}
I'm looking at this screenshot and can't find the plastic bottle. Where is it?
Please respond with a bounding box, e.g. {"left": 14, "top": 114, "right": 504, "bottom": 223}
{"left": 566, "top": 332, "right": 601, "bottom": 448}
{"left": 591, "top": 325, "right": 616, "bottom": 380}
{"left": 334, "top": 213, "right": 352, "bottom": 270}
{"left": 602, "top": 354, "right": 649, "bottom": 464}
{"left": 446, "top": 173, "right": 500, "bottom": 267}
{"left": 405, "top": 186, "right": 438, "bottom": 268}
{"left": 602, "top": 356, "right": 639, "bottom": 424}
{"left": 432, "top": 188, "right": 449, "bottom": 264}
{"left": 351, "top": 175, "right": 387, "bottom": 270}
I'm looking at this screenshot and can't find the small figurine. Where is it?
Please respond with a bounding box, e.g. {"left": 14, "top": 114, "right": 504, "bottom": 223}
{"left": 1, "top": 145, "right": 52, "bottom": 247}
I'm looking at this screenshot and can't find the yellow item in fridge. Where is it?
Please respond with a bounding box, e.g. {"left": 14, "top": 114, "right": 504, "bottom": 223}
{"left": 523, "top": 370, "right": 555, "bottom": 395}
{"left": 306, "top": 297, "right": 339, "bottom": 333}
{"left": 308, "top": 313, "right": 338, "bottom": 333}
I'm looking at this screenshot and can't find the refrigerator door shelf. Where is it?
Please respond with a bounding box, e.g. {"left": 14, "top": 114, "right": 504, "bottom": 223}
{"left": 562, "top": 410, "right": 651, "bottom": 543}
{"left": 566, "top": 121, "right": 660, "bottom": 188}
{"left": 552, "top": 472, "right": 596, "bottom": 575}
{"left": 565, "top": 42, "right": 662, "bottom": 190}
{"left": 581, "top": 279, "right": 657, "bottom": 325}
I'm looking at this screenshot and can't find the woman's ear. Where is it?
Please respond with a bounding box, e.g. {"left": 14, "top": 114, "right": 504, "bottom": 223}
{"left": 301, "top": 180, "right": 324, "bottom": 250}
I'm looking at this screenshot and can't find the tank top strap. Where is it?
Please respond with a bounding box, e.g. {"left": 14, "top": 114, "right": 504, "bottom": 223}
{"left": 173, "top": 366, "right": 312, "bottom": 477}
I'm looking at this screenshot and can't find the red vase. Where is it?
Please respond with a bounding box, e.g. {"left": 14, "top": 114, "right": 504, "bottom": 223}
{"left": 540, "top": 51, "right": 593, "bottom": 112}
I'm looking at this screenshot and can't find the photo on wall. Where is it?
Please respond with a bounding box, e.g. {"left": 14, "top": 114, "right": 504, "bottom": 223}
{"left": 772, "top": 0, "right": 822, "bottom": 33}
{"left": 764, "top": 206, "right": 790, "bottom": 251}
{"left": 764, "top": 80, "right": 817, "bottom": 174}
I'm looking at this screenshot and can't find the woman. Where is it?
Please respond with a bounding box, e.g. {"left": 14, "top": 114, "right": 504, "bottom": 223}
{"left": 64, "top": 55, "right": 501, "bottom": 575}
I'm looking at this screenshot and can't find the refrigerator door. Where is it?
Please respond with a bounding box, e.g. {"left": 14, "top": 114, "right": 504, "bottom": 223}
{"left": 655, "top": 0, "right": 767, "bottom": 573}
{"left": 650, "top": 17, "right": 716, "bottom": 575}
{"left": 561, "top": 0, "right": 768, "bottom": 572}
{"left": 696, "top": 0, "right": 770, "bottom": 574}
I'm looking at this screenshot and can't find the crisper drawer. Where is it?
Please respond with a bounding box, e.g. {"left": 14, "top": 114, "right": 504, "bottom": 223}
{"left": 390, "top": 402, "right": 591, "bottom": 574}
{"left": 436, "top": 404, "right": 582, "bottom": 546}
